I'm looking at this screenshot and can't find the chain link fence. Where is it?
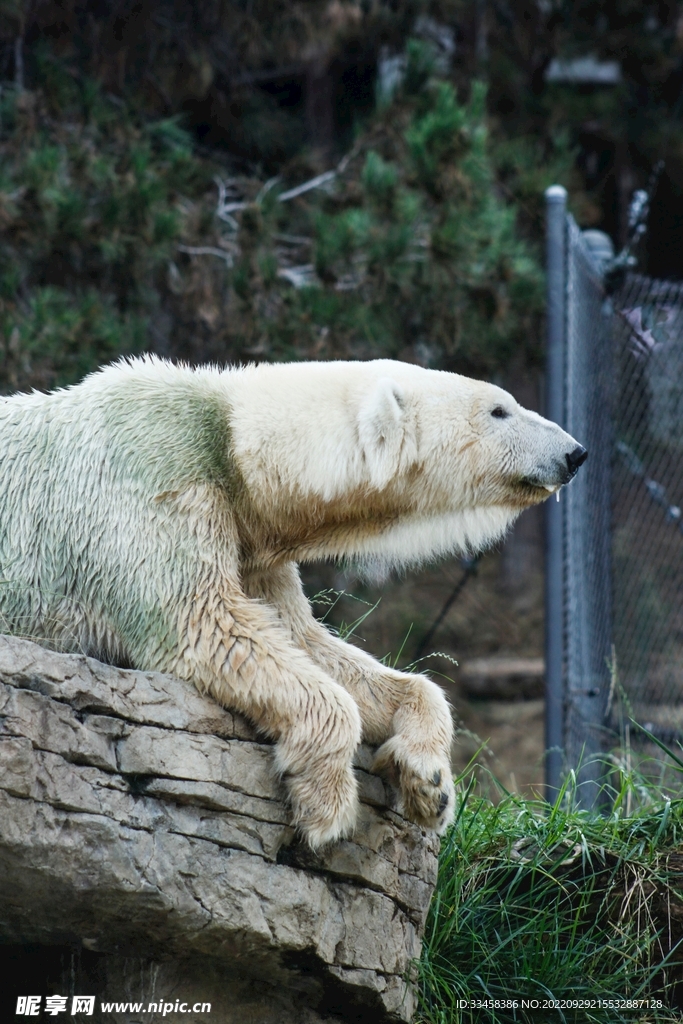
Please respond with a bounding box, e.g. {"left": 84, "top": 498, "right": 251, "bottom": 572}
{"left": 612, "top": 275, "right": 683, "bottom": 737}
{"left": 545, "top": 187, "right": 683, "bottom": 806}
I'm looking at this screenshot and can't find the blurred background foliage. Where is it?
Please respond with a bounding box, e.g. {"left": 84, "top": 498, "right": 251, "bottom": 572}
{"left": 0, "top": 0, "right": 682, "bottom": 391}
{"left": 1, "top": 0, "right": 683, "bottom": 811}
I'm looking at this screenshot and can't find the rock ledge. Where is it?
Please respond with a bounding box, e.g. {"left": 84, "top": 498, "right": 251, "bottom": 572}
{"left": 0, "top": 635, "right": 438, "bottom": 1022}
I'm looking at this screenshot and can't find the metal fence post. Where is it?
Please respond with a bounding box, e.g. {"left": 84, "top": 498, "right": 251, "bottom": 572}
{"left": 545, "top": 185, "right": 567, "bottom": 801}
{"left": 564, "top": 224, "right": 614, "bottom": 810}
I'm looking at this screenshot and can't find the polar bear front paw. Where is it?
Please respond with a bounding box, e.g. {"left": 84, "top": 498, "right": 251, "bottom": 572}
{"left": 372, "top": 736, "right": 455, "bottom": 833}
{"left": 285, "top": 760, "right": 359, "bottom": 850}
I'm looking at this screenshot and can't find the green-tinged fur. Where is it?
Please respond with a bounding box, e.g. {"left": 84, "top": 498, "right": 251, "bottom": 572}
{"left": 0, "top": 358, "right": 237, "bottom": 665}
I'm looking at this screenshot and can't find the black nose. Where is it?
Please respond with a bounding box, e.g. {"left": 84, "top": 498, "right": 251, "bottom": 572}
{"left": 566, "top": 445, "right": 588, "bottom": 476}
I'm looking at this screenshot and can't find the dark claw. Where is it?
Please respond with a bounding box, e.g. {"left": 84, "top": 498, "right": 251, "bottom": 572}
{"left": 438, "top": 791, "right": 449, "bottom": 814}
{"left": 431, "top": 770, "right": 442, "bottom": 787}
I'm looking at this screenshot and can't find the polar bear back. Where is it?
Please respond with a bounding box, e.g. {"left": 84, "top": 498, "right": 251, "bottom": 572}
{"left": 0, "top": 361, "right": 239, "bottom": 661}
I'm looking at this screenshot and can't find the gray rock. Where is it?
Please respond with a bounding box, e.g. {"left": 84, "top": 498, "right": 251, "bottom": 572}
{"left": 0, "top": 636, "right": 439, "bottom": 1022}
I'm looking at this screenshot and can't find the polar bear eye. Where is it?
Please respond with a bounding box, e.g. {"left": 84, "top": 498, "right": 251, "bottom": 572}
{"left": 491, "top": 406, "right": 510, "bottom": 419}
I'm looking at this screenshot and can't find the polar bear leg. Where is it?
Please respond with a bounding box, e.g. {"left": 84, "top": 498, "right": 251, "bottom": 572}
{"left": 244, "top": 565, "right": 455, "bottom": 833}
{"left": 171, "top": 584, "right": 362, "bottom": 849}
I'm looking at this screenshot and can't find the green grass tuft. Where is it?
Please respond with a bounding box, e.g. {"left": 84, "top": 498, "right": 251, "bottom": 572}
{"left": 417, "top": 761, "right": 683, "bottom": 1024}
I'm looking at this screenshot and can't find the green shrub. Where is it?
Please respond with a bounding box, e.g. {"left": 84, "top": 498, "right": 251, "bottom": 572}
{"left": 0, "top": 34, "right": 549, "bottom": 390}
{"left": 235, "top": 65, "right": 546, "bottom": 372}
{"left": 0, "top": 79, "right": 210, "bottom": 392}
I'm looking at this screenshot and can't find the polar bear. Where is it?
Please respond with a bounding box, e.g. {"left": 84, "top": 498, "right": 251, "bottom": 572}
{"left": 0, "top": 357, "right": 585, "bottom": 847}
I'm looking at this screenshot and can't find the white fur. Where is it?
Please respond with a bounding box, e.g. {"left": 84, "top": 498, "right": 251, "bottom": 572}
{"left": 0, "top": 356, "right": 583, "bottom": 847}
{"left": 350, "top": 506, "right": 516, "bottom": 579}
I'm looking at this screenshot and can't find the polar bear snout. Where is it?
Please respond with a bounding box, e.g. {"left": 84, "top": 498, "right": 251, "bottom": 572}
{"left": 547, "top": 442, "right": 587, "bottom": 487}
{"left": 514, "top": 420, "right": 587, "bottom": 495}
{"left": 565, "top": 444, "right": 588, "bottom": 479}
{"left": 552, "top": 443, "right": 588, "bottom": 486}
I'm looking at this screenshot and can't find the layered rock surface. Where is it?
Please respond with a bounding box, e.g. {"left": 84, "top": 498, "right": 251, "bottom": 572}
{"left": 0, "top": 635, "right": 439, "bottom": 1022}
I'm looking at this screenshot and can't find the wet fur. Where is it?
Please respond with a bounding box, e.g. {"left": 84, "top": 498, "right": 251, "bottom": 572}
{"left": 0, "top": 356, "right": 580, "bottom": 846}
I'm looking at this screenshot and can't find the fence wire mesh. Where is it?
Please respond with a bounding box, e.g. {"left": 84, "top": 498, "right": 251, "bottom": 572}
{"left": 611, "top": 274, "right": 683, "bottom": 741}
{"left": 546, "top": 189, "right": 683, "bottom": 803}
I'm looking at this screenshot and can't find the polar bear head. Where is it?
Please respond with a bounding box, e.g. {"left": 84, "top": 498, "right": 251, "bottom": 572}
{"left": 227, "top": 359, "right": 585, "bottom": 571}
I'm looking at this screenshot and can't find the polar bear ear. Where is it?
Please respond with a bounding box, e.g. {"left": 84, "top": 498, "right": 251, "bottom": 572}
{"left": 358, "top": 377, "right": 413, "bottom": 488}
